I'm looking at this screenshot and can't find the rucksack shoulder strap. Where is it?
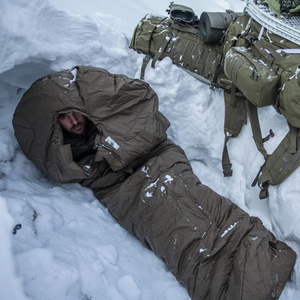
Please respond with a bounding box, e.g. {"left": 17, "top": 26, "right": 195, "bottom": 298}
{"left": 256, "top": 125, "right": 300, "bottom": 198}
{"left": 245, "top": 99, "right": 272, "bottom": 160}
{"left": 222, "top": 87, "right": 247, "bottom": 176}
{"left": 140, "top": 55, "right": 152, "bottom": 80}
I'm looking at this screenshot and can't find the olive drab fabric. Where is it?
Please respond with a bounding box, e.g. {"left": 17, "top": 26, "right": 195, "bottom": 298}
{"left": 130, "top": 3, "right": 300, "bottom": 199}
{"left": 129, "top": 9, "right": 229, "bottom": 89}
{"left": 223, "top": 14, "right": 300, "bottom": 198}
{"left": 13, "top": 66, "right": 296, "bottom": 300}
{"left": 13, "top": 66, "right": 170, "bottom": 182}
{"left": 224, "top": 46, "right": 278, "bottom": 107}
{"left": 263, "top": 0, "right": 300, "bottom": 15}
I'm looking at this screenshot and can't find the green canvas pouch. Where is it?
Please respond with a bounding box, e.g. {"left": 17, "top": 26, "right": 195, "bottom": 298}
{"left": 277, "top": 53, "right": 300, "bottom": 128}
{"left": 224, "top": 46, "right": 279, "bottom": 107}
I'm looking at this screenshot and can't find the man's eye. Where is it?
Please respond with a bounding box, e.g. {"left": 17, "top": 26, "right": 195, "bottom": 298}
{"left": 59, "top": 115, "right": 67, "bottom": 121}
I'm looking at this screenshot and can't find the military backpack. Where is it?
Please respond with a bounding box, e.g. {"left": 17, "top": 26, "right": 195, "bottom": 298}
{"left": 130, "top": 2, "right": 300, "bottom": 199}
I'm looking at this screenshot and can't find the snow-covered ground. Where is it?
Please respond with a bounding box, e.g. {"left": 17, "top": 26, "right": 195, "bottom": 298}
{"left": 0, "top": 0, "right": 299, "bottom": 299}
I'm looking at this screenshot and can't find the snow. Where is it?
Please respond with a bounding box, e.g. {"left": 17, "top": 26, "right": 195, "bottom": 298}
{"left": 220, "top": 221, "right": 241, "bottom": 238}
{"left": 0, "top": 0, "right": 299, "bottom": 299}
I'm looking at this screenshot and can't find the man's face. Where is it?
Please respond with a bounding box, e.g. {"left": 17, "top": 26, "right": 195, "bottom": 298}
{"left": 58, "top": 111, "right": 86, "bottom": 135}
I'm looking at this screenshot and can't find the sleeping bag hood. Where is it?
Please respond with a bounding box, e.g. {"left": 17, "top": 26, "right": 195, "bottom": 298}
{"left": 12, "top": 66, "right": 170, "bottom": 183}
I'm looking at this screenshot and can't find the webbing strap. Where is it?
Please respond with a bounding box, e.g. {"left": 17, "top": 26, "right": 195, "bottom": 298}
{"left": 198, "top": 46, "right": 210, "bottom": 76}
{"left": 253, "top": 40, "right": 284, "bottom": 63}
{"left": 170, "top": 23, "right": 198, "bottom": 35}
{"left": 140, "top": 55, "right": 151, "bottom": 79}
{"left": 246, "top": 99, "right": 269, "bottom": 160}
{"left": 210, "top": 59, "right": 223, "bottom": 90}
{"left": 180, "top": 40, "right": 196, "bottom": 68}
{"left": 290, "top": 125, "right": 298, "bottom": 154}
{"left": 256, "top": 126, "right": 300, "bottom": 199}
{"left": 172, "top": 37, "right": 193, "bottom": 66}
{"left": 151, "top": 36, "right": 171, "bottom": 69}
{"left": 252, "top": 40, "right": 285, "bottom": 75}
{"left": 222, "top": 89, "right": 247, "bottom": 177}
{"left": 140, "top": 35, "right": 171, "bottom": 79}
{"left": 259, "top": 182, "right": 269, "bottom": 199}
{"left": 222, "top": 134, "right": 233, "bottom": 177}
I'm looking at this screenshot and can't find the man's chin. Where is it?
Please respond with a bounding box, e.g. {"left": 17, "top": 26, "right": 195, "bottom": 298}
{"left": 71, "top": 126, "right": 84, "bottom": 135}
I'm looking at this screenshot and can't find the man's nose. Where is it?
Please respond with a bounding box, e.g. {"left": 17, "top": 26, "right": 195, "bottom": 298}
{"left": 69, "top": 113, "right": 78, "bottom": 125}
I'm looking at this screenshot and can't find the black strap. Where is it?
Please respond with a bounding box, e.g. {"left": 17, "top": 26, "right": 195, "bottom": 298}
{"left": 222, "top": 134, "right": 233, "bottom": 177}
{"left": 251, "top": 162, "right": 269, "bottom": 199}
{"left": 259, "top": 182, "right": 269, "bottom": 199}
{"left": 262, "top": 129, "right": 275, "bottom": 143}
{"left": 210, "top": 60, "right": 223, "bottom": 90}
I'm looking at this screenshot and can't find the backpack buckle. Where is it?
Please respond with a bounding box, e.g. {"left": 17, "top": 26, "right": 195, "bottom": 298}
{"left": 259, "top": 182, "right": 269, "bottom": 199}
{"left": 223, "top": 163, "right": 233, "bottom": 177}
